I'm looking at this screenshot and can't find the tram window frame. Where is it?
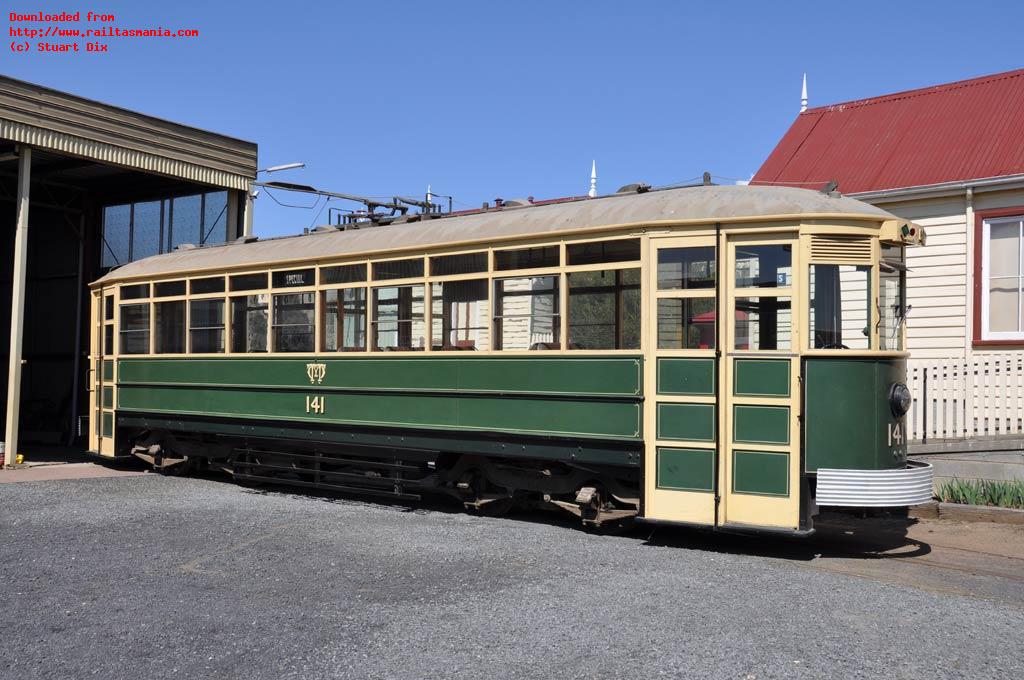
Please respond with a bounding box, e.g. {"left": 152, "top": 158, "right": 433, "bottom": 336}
{"left": 120, "top": 283, "right": 150, "bottom": 300}
{"left": 566, "top": 238, "right": 641, "bottom": 267}
{"left": 808, "top": 264, "right": 873, "bottom": 350}
{"left": 322, "top": 287, "right": 368, "bottom": 352}
{"left": 154, "top": 280, "right": 186, "bottom": 298}
{"left": 566, "top": 268, "right": 641, "bottom": 350}
{"left": 372, "top": 284, "right": 427, "bottom": 351}
{"left": 190, "top": 277, "right": 226, "bottom": 295}
{"left": 879, "top": 244, "right": 907, "bottom": 351}
{"left": 430, "top": 252, "right": 488, "bottom": 277}
{"left": 431, "top": 279, "right": 490, "bottom": 351}
{"left": 373, "top": 258, "right": 425, "bottom": 281}
{"left": 119, "top": 303, "right": 151, "bottom": 355}
{"left": 271, "top": 292, "right": 316, "bottom": 352}
{"left": 494, "top": 246, "right": 560, "bottom": 271}
{"left": 154, "top": 300, "right": 186, "bottom": 354}
{"left": 230, "top": 294, "right": 269, "bottom": 353}
{"left": 493, "top": 275, "right": 561, "bottom": 350}
{"left": 735, "top": 296, "right": 793, "bottom": 351}
{"left": 189, "top": 298, "right": 226, "bottom": 353}
{"left": 321, "top": 263, "right": 367, "bottom": 286}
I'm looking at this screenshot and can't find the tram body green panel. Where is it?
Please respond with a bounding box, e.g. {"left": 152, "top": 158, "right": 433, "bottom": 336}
{"left": 803, "top": 357, "right": 908, "bottom": 472}
{"left": 115, "top": 356, "right": 643, "bottom": 441}
{"left": 117, "top": 356, "right": 641, "bottom": 397}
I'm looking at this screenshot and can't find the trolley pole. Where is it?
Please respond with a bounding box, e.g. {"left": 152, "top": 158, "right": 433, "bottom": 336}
{"left": 4, "top": 146, "right": 31, "bottom": 468}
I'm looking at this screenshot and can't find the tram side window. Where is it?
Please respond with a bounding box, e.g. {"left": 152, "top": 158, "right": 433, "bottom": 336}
{"left": 494, "top": 276, "right": 559, "bottom": 350}
{"left": 432, "top": 280, "right": 490, "bottom": 350}
{"left": 231, "top": 295, "right": 268, "bottom": 352}
{"left": 808, "top": 265, "right": 871, "bottom": 349}
{"left": 323, "top": 288, "right": 367, "bottom": 352}
{"left": 735, "top": 245, "right": 792, "bottom": 288}
{"left": 735, "top": 297, "right": 792, "bottom": 350}
{"left": 373, "top": 285, "right": 426, "bottom": 351}
{"left": 657, "top": 298, "right": 716, "bottom": 349}
{"left": 155, "top": 301, "right": 186, "bottom": 353}
{"left": 119, "top": 304, "right": 150, "bottom": 354}
{"left": 190, "top": 299, "right": 225, "bottom": 353}
{"left": 272, "top": 293, "right": 315, "bottom": 352}
{"left": 658, "top": 247, "right": 715, "bottom": 290}
{"left": 567, "top": 269, "right": 640, "bottom": 349}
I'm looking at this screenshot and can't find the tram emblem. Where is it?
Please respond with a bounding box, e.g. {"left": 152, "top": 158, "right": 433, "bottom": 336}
{"left": 306, "top": 363, "right": 327, "bottom": 385}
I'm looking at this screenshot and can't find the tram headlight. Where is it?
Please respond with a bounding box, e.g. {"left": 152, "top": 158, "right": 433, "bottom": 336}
{"left": 889, "top": 382, "right": 912, "bottom": 417}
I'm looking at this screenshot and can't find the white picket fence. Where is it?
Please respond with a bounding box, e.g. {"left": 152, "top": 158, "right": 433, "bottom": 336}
{"left": 908, "top": 355, "right": 1024, "bottom": 442}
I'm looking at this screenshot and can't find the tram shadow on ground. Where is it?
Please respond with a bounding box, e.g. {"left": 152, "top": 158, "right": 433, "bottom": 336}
{"left": 185, "top": 468, "right": 931, "bottom": 563}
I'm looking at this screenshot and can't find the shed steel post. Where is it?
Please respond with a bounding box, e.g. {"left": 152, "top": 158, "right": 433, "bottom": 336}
{"left": 4, "top": 146, "right": 31, "bottom": 467}
{"left": 242, "top": 187, "right": 254, "bottom": 238}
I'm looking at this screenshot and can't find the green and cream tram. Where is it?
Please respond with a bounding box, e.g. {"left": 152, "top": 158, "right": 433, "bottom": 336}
{"left": 88, "top": 185, "right": 931, "bottom": 535}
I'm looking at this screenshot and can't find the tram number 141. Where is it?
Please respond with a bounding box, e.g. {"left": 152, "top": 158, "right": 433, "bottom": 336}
{"left": 887, "top": 422, "right": 903, "bottom": 446}
{"left": 305, "top": 395, "right": 326, "bottom": 414}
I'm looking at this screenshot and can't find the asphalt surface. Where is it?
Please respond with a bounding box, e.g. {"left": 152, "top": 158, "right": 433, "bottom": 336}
{"left": 1, "top": 473, "right": 1022, "bottom": 679}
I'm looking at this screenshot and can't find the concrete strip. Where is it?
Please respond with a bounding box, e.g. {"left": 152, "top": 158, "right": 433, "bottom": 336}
{"left": 910, "top": 501, "right": 1024, "bottom": 525}
{"left": 0, "top": 462, "right": 148, "bottom": 484}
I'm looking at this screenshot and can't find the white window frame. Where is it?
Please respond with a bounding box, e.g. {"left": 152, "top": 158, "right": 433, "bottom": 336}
{"left": 980, "top": 215, "right": 1024, "bottom": 340}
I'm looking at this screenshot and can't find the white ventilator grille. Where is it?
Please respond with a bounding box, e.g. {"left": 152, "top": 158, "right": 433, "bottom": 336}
{"left": 809, "top": 236, "right": 873, "bottom": 264}
{"left": 815, "top": 461, "right": 934, "bottom": 507}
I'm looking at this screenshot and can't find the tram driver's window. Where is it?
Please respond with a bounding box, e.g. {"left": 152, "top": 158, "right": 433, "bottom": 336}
{"left": 735, "top": 245, "right": 792, "bottom": 288}
{"left": 808, "top": 265, "right": 872, "bottom": 349}
{"left": 372, "top": 285, "right": 426, "bottom": 351}
{"left": 272, "top": 293, "right": 315, "bottom": 352}
{"left": 230, "top": 295, "right": 268, "bottom": 352}
{"left": 432, "top": 280, "right": 490, "bottom": 350}
{"left": 155, "top": 301, "right": 186, "bottom": 354}
{"left": 567, "top": 269, "right": 640, "bottom": 349}
{"left": 494, "top": 276, "right": 560, "bottom": 350}
{"left": 735, "top": 297, "right": 792, "bottom": 350}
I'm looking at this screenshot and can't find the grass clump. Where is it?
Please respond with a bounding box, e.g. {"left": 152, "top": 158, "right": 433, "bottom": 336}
{"left": 937, "top": 478, "right": 1024, "bottom": 509}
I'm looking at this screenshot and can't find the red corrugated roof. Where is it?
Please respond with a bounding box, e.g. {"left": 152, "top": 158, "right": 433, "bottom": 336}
{"left": 752, "top": 68, "right": 1024, "bottom": 194}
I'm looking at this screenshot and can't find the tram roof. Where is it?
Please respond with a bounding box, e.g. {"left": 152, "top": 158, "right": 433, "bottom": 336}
{"left": 95, "top": 185, "right": 899, "bottom": 284}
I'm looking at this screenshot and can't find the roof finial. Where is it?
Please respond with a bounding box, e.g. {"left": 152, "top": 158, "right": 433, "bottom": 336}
{"left": 589, "top": 160, "right": 597, "bottom": 198}
{"left": 800, "top": 73, "right": 808, "bottom": 113}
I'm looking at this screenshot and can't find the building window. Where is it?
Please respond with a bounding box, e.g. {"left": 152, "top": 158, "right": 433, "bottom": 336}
{"left": 494, "top": 276, "right": 559, "bottom": 349}
{"left": 372, "top": 285, "right": 426, "bottom": 351}
{"left": 101, "top": 191, "right": 231, "bottom": 268}
{"left": 190, "top": 299, "right": 225, "bottom": 353}
{"left": 567, "top": 269, "right": 640, "bottom": 349}
{"left": 323, "top": 288, "right": 367, "bottom": 351}
{"left": 431, "top": 280, "right": 490, "bottom": 350}
{"left": 272, "top": 293, "right": 315, "bottom": 352}
{"left": 231, "top": 295, "right": 268, "bottom": 352}
{"left": 981, "top": 215, "right": 1024, "bottom": 340}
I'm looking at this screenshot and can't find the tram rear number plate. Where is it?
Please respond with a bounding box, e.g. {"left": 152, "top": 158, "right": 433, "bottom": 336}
{"left": 305, "top": 395, "right": 326, "bottom": 414}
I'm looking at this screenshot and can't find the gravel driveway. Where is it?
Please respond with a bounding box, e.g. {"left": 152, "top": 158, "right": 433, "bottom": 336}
{"left": 1, "top": 474, "right": 1021, "bottom": 679}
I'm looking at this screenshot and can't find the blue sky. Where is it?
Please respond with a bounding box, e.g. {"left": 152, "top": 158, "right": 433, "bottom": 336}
{"left": 7, "top": 0, "right": 1024, "bottom": 237}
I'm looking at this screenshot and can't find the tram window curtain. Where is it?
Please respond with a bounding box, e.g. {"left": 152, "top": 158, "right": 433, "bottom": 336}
{"left": 190, "top": 299, "right": 225, "bottom": 353}
{"left": 431, "top": 280, "right": 490, "bottom": 350}
{"left": 119, "top": 304, "right": 150, "bottom": 355}
{"left": 567, "top": 269, "right": 640, "bottom": 349}
{"left": 231, "top": 295, "right": 268, "bottom": 353}
{"left": 323, "top": 288, "right": 367, "bottom": 352}
{"left": 494, "top": 276, "right": 559, "bottom": 350}
{"left": 155, "top": 301, "right": 186, "bottom": 354}
{"left": 808, "top": 265, "right": 871, "bottom": 349}
{"left": 272, "top": 293, "right": 315, "bottom": 352}
{"left": 372, "top": 285, "right": 426, "bottom": 351}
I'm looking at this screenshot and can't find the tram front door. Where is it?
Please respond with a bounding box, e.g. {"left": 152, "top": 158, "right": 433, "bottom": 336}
{"left": 643, "top": 232, "right": 803, "bottom": 532}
